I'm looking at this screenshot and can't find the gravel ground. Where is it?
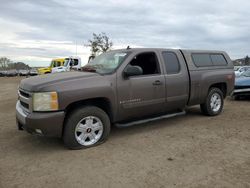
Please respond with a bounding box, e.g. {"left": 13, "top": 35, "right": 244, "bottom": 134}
{"left": 0, "top": 77, "right": 250, "bottom": 188}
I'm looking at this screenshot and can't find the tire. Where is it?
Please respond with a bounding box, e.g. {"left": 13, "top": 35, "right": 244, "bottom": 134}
{"left": 200, "top": 87, "right": 224, "bottom": 116}
{"left": 63, "top": 106, "right": 111, "bottom": 149}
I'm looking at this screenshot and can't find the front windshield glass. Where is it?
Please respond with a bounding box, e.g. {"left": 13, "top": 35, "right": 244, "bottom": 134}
{"left": 64, "top": 58, "right": 70, "bottom": 67}
{"left": 242, "top": 71, "right": 250, "bottom": 77}
{"left": 82, "top": 51, "right": 130, "bottom": 74}
{"left": 50, "top": 61, "right": 54, "bottom": 67}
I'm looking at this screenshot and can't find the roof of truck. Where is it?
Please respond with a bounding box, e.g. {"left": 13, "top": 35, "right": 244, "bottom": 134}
{"left": 109, "top": 48, "right": 226, "bottom": 54}
{"left": 109, "top": 48, "right": 232, "bottom": 70}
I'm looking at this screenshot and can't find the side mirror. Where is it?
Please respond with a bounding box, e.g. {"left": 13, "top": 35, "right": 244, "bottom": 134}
{"left": 123, "top": 65, "right": 143, "bottom": 77}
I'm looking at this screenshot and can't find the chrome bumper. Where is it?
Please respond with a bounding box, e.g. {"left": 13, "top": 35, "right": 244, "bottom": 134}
{"left": 231, "top": 88, "right": 250, "bottom": 96}
{"left": 16, "top": 100, "right": 65, "bottom": 137}
{"left": 16, "top": 101, "right": 28, "bottom": 125}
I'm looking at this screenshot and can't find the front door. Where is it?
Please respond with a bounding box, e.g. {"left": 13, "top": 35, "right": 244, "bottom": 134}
{"left": 116, "top": 52, "right": 166, "bottom": 121}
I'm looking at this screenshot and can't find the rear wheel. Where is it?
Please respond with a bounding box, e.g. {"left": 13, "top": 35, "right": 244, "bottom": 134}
{"left": 200, "top": 88, "right": 224, "bottom": 116}
{"left": 63, "top": 106, "right": 111, "bottom": 149}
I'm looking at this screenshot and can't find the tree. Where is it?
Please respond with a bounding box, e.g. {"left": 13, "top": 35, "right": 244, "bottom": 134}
{"left": 85, "top": 33, "right": 113, "bottom": 60}
{"left": 0, "top": 57, "right": 12, "bottom": 70}
{"left": 98, "top": 33, "right": 113, "bottom": 53}
{"left": 244, "top": 55, "right": 250, "bottom": 65}
{"left": 0, "top": 57, "right": 30, "bottom": 70}
{"left": 10, "top": 62, "right": 30, "bottom": 70}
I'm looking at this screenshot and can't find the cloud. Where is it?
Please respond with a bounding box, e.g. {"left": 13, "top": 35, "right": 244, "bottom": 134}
{"left": 0, "top": 0, "right": 249, "bottom": 66}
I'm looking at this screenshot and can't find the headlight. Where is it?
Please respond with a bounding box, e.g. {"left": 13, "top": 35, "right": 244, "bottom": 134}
{"left": 33, "top": 92, "right": 58, "bottom": 111}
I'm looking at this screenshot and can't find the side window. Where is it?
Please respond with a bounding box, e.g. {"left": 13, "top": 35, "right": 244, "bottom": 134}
{"left": 162, "top": 52, "right": 180, "bottom": 74}
{"left": 129, "top": 52, "right": 160, "bottom": 75}
{"left": 73, "top": 59, "right": 78, "bottom": 66}
{"left": 192, "top": 54, "right": 212, "bottom": 67}
{"left": 210, "top": 54, "right": 227, "bottom": 66}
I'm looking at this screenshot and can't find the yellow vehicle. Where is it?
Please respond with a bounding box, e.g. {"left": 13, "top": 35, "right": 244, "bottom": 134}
{"left": 38, "top": 58, "right": 65, "bottom": 74}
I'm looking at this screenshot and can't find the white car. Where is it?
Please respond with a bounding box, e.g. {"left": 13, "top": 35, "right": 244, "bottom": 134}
{"left": 29, "top": 68, "right": 38, "bottom": 76}
{"left": 235, "top": 66, "right": 250, "bottom": 77}
{"left": 19, "top": 69, "right": 29, "bottom": 76}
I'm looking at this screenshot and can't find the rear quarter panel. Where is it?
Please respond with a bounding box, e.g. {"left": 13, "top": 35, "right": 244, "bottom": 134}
{"left": 181, "top": 50, "right": 234, "bottom": 105}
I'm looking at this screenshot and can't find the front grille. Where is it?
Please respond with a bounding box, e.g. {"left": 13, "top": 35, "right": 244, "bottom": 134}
{"left": 20, "top": 101, "right": 29, "bottom": 109}
{"left": 19, "top": 90, "right": 30, "bottom": 98}
{"left": 18, "top": 89, "right": 32, "bottom": 111}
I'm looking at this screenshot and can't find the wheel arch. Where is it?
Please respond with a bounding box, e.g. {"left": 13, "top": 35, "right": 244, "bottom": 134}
{"left": 62, "top": 99, "right": 112, "bottom": 149}
{"left": 209, "top": 82, "right": 227, "bottom": 98}
{"left": 64, "top": 97, "right": 114, "bottom": 123}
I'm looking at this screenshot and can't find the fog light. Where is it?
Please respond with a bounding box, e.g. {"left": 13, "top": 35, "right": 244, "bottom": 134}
{"left": 35, "top": 129, "right": 42, "bottom": 134}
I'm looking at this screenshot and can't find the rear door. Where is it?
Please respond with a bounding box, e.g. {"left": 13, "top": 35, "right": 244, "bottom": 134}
{"left": 160, "top": 50, "right": 189, "bottom": 111}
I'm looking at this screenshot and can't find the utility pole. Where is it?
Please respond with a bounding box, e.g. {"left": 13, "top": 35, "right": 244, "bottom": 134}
{"left": 76, "top": 41, "right": 78, "bottom": 56}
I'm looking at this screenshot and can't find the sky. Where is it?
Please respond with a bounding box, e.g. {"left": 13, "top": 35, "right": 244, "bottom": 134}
{"left": 0, "top": 0, "right": 249, "bottom": 67}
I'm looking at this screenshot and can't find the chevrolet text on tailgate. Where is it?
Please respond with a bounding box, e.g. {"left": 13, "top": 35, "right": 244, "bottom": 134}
{"left": 16, "top": 48, "right": 234, "bottom": 149}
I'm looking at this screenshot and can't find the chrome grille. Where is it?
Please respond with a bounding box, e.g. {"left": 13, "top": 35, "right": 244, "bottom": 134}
{"left": 19, "top": 90, "right": 30, "bottom": 98}
{"left": 18, "top": 89, "right": 32, "bottom": 112}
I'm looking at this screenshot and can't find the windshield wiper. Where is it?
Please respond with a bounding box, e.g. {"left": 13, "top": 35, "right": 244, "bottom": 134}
{"left": 81, "top": 64, "right": 105, "bottom": 73}
{"left": 81, "top": 66, "right": 97, "bottom": 73}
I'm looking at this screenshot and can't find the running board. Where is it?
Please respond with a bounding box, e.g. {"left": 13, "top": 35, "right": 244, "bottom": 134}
{"left": 115, "top": 111, "right": 186, "bottom": 128}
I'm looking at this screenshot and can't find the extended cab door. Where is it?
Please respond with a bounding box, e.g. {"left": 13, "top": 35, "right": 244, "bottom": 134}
{"left": 160, "top": 50, "right": 189, "bottom": 111}
{"left": 116, "top": 51, "right": 166, "bottom": 121}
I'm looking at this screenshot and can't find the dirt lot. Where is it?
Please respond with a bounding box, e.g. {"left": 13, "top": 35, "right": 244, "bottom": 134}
{"left": 0, "top": 77, "right": 250, "bottom": 188}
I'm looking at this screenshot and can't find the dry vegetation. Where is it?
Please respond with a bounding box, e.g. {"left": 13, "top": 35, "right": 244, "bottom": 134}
{"left": 0, "top": 77, "right": 249, "bottom": 188}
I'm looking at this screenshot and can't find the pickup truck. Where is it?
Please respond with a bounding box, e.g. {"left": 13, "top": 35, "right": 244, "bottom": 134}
{"left": 16, "top": 48, "right": 234, "bottom": 149}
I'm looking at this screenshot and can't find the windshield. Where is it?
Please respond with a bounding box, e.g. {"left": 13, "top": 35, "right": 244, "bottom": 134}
{"left": 50, "top": 60, "right": 62, "bottom": 67}
{"left": 64, "top": 58, "right": 70, "bottom": 67}
{"left": 82, "top": 51, "right": 130, "bottom": 74}
{"left": 242, "top": 71, "right": 250, "bottom": 77}
{"left": 49, "top": 61, "right": 54, "bottom": 67}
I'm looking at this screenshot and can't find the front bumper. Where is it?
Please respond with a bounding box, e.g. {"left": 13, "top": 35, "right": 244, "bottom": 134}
{"left": 16, "top": 101, "right": 65, "bottom": 137}
{"left": 231, "top": 88, "right": 250, "bottom": 96}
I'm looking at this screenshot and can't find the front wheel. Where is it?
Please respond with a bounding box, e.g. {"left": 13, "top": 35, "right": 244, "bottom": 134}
{"left": 200, "top": 88, "right": 224, "bottom": 116}
{"left": 63, "top": 106, "right": 111, "bottom": 149}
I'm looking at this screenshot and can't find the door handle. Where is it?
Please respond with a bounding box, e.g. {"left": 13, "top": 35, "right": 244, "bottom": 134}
{"left": 152, "top": 80, "right": 162, "bottom": 85}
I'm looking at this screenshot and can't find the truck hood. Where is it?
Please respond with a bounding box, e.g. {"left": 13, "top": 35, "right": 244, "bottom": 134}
{"left": 20, "top": 71, "right": 99, "bottom": 92}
